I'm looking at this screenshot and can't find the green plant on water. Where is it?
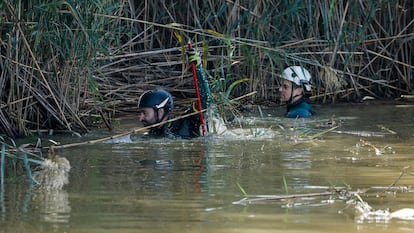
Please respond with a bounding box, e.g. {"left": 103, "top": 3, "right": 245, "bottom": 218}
{"left": 282, "top": 175, "right": 289, "bottom": 195}
{"left": 236, "top": 182, "right": 248, "bottom": 197}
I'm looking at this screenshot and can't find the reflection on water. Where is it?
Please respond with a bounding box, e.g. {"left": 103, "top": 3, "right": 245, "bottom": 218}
{"left": 32, "top": 189, "right": 71, "bottom": 224}
{"left": 2, "top": 104, "right": 414, "bottom": 232}
{"left": 0, "top": 184, "right": 71, "bottom": 233}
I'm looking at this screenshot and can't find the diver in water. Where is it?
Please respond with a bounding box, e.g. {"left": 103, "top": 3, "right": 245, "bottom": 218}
{"left": 278, "top": 66, "right": 315, "bottom": 118}
{"left": 137, "top": 49, "right": 212, "bottom": 139}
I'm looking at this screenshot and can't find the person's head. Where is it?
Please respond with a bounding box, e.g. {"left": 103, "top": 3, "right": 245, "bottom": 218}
{"left": 278, "top": 66, "right": 312, "bottom": 103}
{"left": 137, "top": 89, "right": 173, "bottom": 127}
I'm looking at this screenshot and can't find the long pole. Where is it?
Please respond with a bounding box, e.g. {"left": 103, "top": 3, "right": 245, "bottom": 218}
{"left": 188, "top": 42, "right": 206, "bottom": 136}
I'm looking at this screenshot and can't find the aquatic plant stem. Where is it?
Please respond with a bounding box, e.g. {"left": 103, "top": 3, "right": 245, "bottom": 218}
{"left": 233, "top": 191, "right": 335, "bottom": 205}
{"left": 21, "top": 152, "right": 37, "bottom": 186}
{"left": 308, "top": 126, "right": 340, "bottom": 140}
{"left": 329, "top": 2, "right": 348, "bottom": 67}
{"left": 1, "top": 145, "right": 5, "bottom": 185}
{"left": 383, "top": 166, "right": 413, "bottom": 194}
{"left": 282, "top": 176, "right": 289, "bottom": 195}
{"left": 236, "top": 182, "right": 248, "bottom": 196}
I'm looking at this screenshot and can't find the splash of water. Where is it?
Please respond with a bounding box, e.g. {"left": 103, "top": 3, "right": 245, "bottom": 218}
{"left": 354, "top": 193, "right": 414, "bottom": 222}
{"left": 34, "top": 155, "right": 71, "bottom": 190}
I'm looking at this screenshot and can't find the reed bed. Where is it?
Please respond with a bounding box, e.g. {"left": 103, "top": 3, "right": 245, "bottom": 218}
{"left": 0, "top": 0, "right": 412, "bottom": 139}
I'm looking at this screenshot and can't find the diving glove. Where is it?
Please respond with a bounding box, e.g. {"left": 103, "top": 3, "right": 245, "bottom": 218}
{"left": 187, "top": 48, "right": 201, "bottom": 67}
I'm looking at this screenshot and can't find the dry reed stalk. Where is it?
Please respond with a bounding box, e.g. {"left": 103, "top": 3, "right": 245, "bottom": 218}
{"left": 4, "top": 0, "right": 71, "bottom": 129}
{"left": 0, "top": 0, "right": 412, "bottom": 138}
{"left": 320, "top": 66, "right": 345, "bottom": 103}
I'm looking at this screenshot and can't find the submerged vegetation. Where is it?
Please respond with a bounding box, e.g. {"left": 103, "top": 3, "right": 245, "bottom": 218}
{"left": 0, "top": 0, "right": 412, "bottom": 138}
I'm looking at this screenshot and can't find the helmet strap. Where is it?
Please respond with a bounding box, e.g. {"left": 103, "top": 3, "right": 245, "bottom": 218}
{"left": 288, "top": 85, "right": 303, "bottom": 104}
{"left": 154, "top": 108, "right": 169, "bottom": 125}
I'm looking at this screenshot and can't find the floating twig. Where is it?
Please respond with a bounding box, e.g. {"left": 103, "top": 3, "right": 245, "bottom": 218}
{"left": 233, "top": 191, "right": 336, "bottom": 205}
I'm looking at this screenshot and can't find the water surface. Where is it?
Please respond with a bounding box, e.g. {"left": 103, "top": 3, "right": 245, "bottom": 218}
{"left": 1, "top": 103, "right": 414, "bottom": 233}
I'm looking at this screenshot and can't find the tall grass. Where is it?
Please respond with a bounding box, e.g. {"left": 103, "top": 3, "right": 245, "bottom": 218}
{"left": 0, "top": 0, "right": 132, "bottom": 137}
{"left": 0, "top": 0, "right": 413, "bottom": 138}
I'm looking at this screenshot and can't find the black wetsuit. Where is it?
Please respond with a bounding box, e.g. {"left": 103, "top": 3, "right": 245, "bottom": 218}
{"left": 147, "top": 64, "right": 212, "bottom": 139}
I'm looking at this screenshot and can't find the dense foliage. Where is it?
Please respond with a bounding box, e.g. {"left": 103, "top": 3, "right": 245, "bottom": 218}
{"left": 0, "top": 0, "right": 413, "bottom": 137}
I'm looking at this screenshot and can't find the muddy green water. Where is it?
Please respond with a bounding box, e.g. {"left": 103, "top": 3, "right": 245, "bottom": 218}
{"left": 2, "top": 104, "right": 414, "bottom": 233}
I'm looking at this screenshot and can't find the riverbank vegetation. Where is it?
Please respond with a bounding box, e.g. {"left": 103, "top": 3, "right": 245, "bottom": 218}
{"left": 0, "top": 0, "right": 412, "bottom": 138}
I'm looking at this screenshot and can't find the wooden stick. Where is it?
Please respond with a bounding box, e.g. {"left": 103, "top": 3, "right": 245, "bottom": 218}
{"left": 52, "top": 109, "right": 206, "bottom": 149}
{"left": 231, "top": 91, "right": 257, "bottom": 101}
{"left": 52, "top": 91, "right": 256, "bottom": 149}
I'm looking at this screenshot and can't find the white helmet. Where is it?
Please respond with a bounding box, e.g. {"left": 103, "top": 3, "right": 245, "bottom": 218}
{"left": 281, "top": 66, "right": 312, "bottom": 91}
